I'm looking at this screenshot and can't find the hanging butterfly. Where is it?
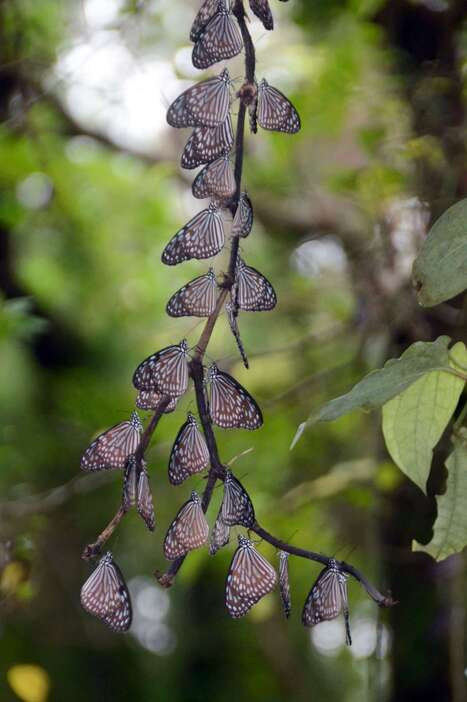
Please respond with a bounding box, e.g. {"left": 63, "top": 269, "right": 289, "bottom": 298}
{"left": 209, "top": 510, "right": 230, "bottom": 555}
{"left": 190, "top": 0, "right": 225, "bottom": 42}
{"left": 225, "top": 534, "right": 277, "bottom": 618}
{"left": 226, "top": 299, "right": 249, "bottom": 369}
{"left": 231, "top": 192, "right": 254, "bottom": 238}
{"left": 162, "top": 203, "right": 224, "bottom": 265}
{"left": 81, "top": 411, "right": 143, "bottom": 472}
{"left": 257, "top": 78, "right": 301, "bottom": 134}
{"left": 207, "top": 363, "right": 263, "bottom": 430}
{"left": 192, "top": 153, "right": 236, "bottom": 201}
{"left": 168, "top": 413, "right": 210, "bottom": 486}
{"left": 302, "top": 559, "right": 352, "bottom": 646}
{"left": 181, "top": 115, "right": 234, "bottom": 169}
{"left": 248, "top": 0, "right": 274, "bottom": 30}
{"left": 136, "top": 389, "right": 177, "bottom": 413}
{"left": 163, "top": 491, "right": 209, "bottom": 560}
{"left": 234, "top": 256, "right": 277, "bottom": 312}
{"left": 167, "top": 68, "right": 231, "bottom": 128}
{"left": 220, "top": 469, "right": 255, "bottom": 528}
{"left": 278, "top": 551, "right": 291, "bottom": 618}
{"left": 166, "top": 268, "right": 218, "bottom": 318}
{"left": 80, "top": 552, "right": 132, "bottom": 632}
{"left": 132, "top": 340, "right": 190, "bottom": 398}
{"left": 192, "top": 7, "right": 243, "bottom": 69}
{"left": 122, "top": 456, "right": 156, "bottom": 531}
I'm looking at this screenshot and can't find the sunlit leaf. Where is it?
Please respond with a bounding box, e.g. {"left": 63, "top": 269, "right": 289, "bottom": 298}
{"left": 7, "top": 664, "right": 50, "bottom": 702}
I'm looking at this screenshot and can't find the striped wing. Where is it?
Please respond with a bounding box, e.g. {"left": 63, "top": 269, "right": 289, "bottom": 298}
{"left": 192, "top": 11, "right": 243, "bottom": 69}
{"left": 235, "top": 257, "right": 277, "bottom": 312}
{"left": 302, "top": 560, "right": 351, "bottom": 643}
{"left": 208, "top": 364, "right": 263, "bottom": 430}
{"left": 163, "top": 491, "right": 209, "bottom": 560}
{"left": 167, "top": 69, "right": 231, "bottom": 128}
{"left": 231, "top": 192, "right": 253, "bottom": 238}
{"left": 136, "top": 390, "right": 177, "bottom": 413}
{"left": 257, "top": 79, "right": 301, "bottom": 134}
{"left": 80, "top": 552, "right": 132, "bottom": 632}
{"left": 248, "top": 0, "right": 274, "bottom": 30}
{"left": 137, "top": 465, "right": 155, "bottom": 531}
{"left": 190, "top": 0, "right": 224, "bottom": 41}
{"left": 162, "top": 204, "right": 225, "bottom": 264}
{"left": 81, "top": 411, "right": 143, "bottom": 471}
{"left": 132, "top": 340, "right": 189, "bottom": 397}
{"left": 122, "top": 455, "right": 138, "bottom": 511}
{"left": 166, "top": 269, "right": 218, "bottom": 318}
{"left": 226, "top": 299, "right": 249, "bottom": 369}
{"left": 168, "top": 413, "right": 210, "bottom": 485}
{"left": 278, "top": 551, "right": 291, "bottom": 618}
{"left": 221, "top": 470, "right": 255, "bottom": 527}
{"left": 225, "top": 536, "right": 277, "bottom": 618}
{"left": 181, "top": 115, "right": 234, "bottom": 169}
{"left": 209, "top": 510, "right": 230, "bottom": 555}
{"left": 192, "top": 155, "right": 236, "bottom": 200}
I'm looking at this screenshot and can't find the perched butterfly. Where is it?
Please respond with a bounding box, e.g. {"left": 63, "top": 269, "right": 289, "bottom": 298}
{"left": 181, "top": 115, "right": 234, "bottom": 169}
{"left": 192, "top": 153, "right": 236, "bottom": 201}
{"left": 190, "top": 0, "right": 225, "bottom": 41}
{"left": 162, "top": 203, "right": 224, "bottom": 265}
{"left": 225, "top": 535, "right": 277, "bottom": 618}
{"left": 226, "top": 299, "right": 249, "bottom": 369}
{"left": 80, "top": 552, "right": 132, "bottom": 632}
{"left": 207, "top": 363, "right": 263, "bottom": 430}
{"left": 136, "top": 389, "right": 177, "bottom": 413}
{"left": 257, "top": 78, "right": 301, "bottom": 134}
{"left": 122, "top": 456, "right": 156, "bottom": 531}
{"left": 166, "top": 268, "right": 218, "bottom": 318}
{"left": 192, "top": 8, "right": 243, "bottom": 69}
{"left": 209, "top": 510, "right": 230, "bottom": 555}
{"left": 234, "top": 257, "right": 277, "bottom": 312}
{"left": 231, "top": 192, "right": 253, "bottom": 238}
{"left": 168, "top": 413, "right": 210, "bottom": 486}
{"left": 167, "top": 68, "right": 231, "bottom": 128}
{"left": 302, "top": 559, "right": 352, "bottom": 646}
{"left": 163, "top": 491, "right": 209, "bottom": 560}
{"left": 278, "top": 551, "right": 291, "bottom": 618}
{"left": 132, "top": 340, "right": 190, "bottom": 398}
{"left": 248, "top": 0, "right": 274, "bottom": 30}
{"left": 220, "top": 469, "right": 255, "bottom": 528}
{"left": 81, "top": 411, "right": 143, "bottom": 472}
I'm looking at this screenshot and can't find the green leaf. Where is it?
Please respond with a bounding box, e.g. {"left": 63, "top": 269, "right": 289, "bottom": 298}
{"left": 381, "top": 342, "right": 467, "bottom": 492}
{"left": 413, "top": 430, "right": 467, "bottom": 560}
{"left": 413, "top": 198, "right": 467, "bottom": 307}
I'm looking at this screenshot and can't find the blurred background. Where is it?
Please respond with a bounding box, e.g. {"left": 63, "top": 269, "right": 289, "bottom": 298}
{"left": 0, "top": 0, "right": 466, "bottom": 700}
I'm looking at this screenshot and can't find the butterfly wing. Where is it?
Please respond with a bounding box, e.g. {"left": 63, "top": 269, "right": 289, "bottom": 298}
{"left": 163, "top": 492, "right": 209, "bottom": 559}
{"left": 181, "top": 116, "right": 234, "bottom": 169}
{"left": 80, "top": 552, "right": 132, "bottom": 632}
{"left": 209, "top": 366, "right": 263, "bottom": 430}
{"left": 190, "top": 0, "right": 224, "bottom": 41}
{"left": 302, "top": 563, "right": 344, "bottom": 626}
{"left": 209, "top": 509, "right": 230, "bottom": 555}
{"left": 225, "top": 537, "right": 277, "bottom": 618}
{"left": 137, "top": 465, "right": 156, "bottom": 531}
{"left": 135, "top": 390, "right": 177, "bottom": 412}
{"left": 278, "top": 551, "right": 292, "bottom": 618}
{"left": 248, "top": 0, "right": 274, "bottom": 30}
{"left": 132, "top": 341, "right": 189, "bottom": 397}
{"left": 166, "top": 269, "right": 218, "bottom": 318}
{"left": 235, "top": 258, "right": 277, "bottom": 312}
{"left": 122, "top": 455, "right": 138, "bottom": 512}
{"left": 81, "top": 412, "right": 143, "bottom": 471}
{"left": 221, "top": 471, "right": 256, "bottom": 527}
{"left": 192, "top": 155, "right": 236, "bottom": 200}
{"left": 226, "top": 300, "right": 249, "bottom": 369}
{"left": 167, "top": 70, "right": 231, "bottom": 128}
{"left": 231, "top": 192, "right": 253, "bottom": 238}
{"left": 192, "top": 11, "right": 243, "bottom": 69}
{"left": 168, "top": 414, "right": 210, "bottom": 486}
{"left": 257, "top": 79, "right": 301, "bottom": 134}
{"left": 162, "top": 205, "right": 225, "bottom": 265}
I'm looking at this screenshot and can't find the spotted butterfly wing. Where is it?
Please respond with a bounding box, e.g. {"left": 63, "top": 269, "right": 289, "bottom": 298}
{"left": 190, "top": 0, "right": 225, "bottom": 41}
{"left": 167, "top": 69, "right": 231, "bottom": 128}
{"left": 80, "top": 552, "right": 132, "bottom": 632}
{"left": 231, "top": 192, "right": 253, "bottom": 238}
{"left": 302, "top": 559, "right": 352, "bottom": 645}
{"left": 221, "top": 470, "right": 255, "bottom": 527}
{"left": 137, "top": 465, "right": 156, "bottom": 531}
{"left": 81, "top": 411, "right": 143, "bottom": 472}
{"left": 162, "top": 204, "right": 224, "bottom": 265}
{"left": 181, "top": 115, "right": 234, "bottom": 169}
{"left": 248, "top": 0, "right": 274, "bottom": 30}
{"left": 278, "top": 551, "right": 291, "bottom": 618}
{"left": 168, "top": 413, "right": 210, "bottom": 486}
{"left": 257, "top": 78, "right": 301, "bottom": 134}
{"left": 136, "top": 390, "right": 177, "bottom": 413}
{"left": 132, "top": 340, "right": 189, "bottom": 397}
{"left": 122, "top": 455, "right": 138, "bottom": 511}
{"left": 192, "top": 9, "right": 243, "bottom": 69}
{"left": 209, "top": 510, "right": 230, "bottom": 555}
{"left": 235, "top": 257, "right": 277, "bottom": 312}
{"left": 166, "top": 268, "right": 218, "bottom": 318}
{"left": 226, "top": 299, "right": 249, "bottom": 369}
{"left": 192, "top": 154, "right": 236, "bottom": 200}
{"left": 163, "top": 491, "right": 209, "bottom": 559}
{"left": 225, "top": 535, "right": 277, "bottom": 618}
{"left": 208, "top": 364, "right": 263, "bottom": 430}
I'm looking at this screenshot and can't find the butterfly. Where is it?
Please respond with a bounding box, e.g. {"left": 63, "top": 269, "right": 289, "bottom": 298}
{"left": 167, "top": 69, "right": 231, "bottom": 128}
{"left": 181, "top": 115, "right": 234, "bottom": 169}
{"left": 278, "top": 551, "right": 291, "bottom": 618}
{"left": 81, "top": 411, "right": 143, "bottom": 472}
{"left": 209, "top": 510, "right": 230, "bottom": 555}
{"left": 192, "top": 8, "right": 243, "bottom": 69}
{"left": 226, "top": 300, "right": 249, "bottom": 369}
{"left": 132, "top": 340, "right": 190, "bottom": 398}
{"left": 122, "top": 456, "right": 156, "bottom": 531}
{"left": 192, "top": 153, "right": 236, "bottom": 201}
{"left": 220, "top": 469, "right": 255, "bottom": 527}
{"left": 248, "top": 0, "right": 274, "bottom": 30}
{"left": 163, "top": 491, "right": 209, "bottom": 560}
{"left": 257, "top": 78, "right": 301, "bottom": 134}
{"left": 225, "top": 535, "right": 277, "bottom": 618}
{"left": 190, "top": 0, "right": 225, "bottom": 41}
{"left": 162, "top": 203, "right": 224, "bottom": 265}
{"left": 207, "top": 363, "right": 263, "bottom": 430}
{"left": 168, "top": 413, "right": 210, "bottom": 486}
{"left": 302, "top": 559, "right": 352, "bottom": 646}
{"left": 234, "top": 257, "right": 277, "bottom": 312}
{"left": 80, "top": 552, "right": 132, "bottom": 632}
{"left": 231, "top": 192, "right": 253, "bottom": 238}
{"left": 166, "top": 268, "right": 218, "bottom": 318}
{"left": 135, "top": 389, "right": 178, "bottom": 413}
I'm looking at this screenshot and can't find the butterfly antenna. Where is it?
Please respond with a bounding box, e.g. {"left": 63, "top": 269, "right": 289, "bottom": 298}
{"left": 227, "top": 447, "right": 254, "bottom": 466}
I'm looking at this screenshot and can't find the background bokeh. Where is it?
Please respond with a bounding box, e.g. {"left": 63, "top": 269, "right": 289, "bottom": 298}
{"left": 0, "top": 1, "right": 466, "bottom": 701}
